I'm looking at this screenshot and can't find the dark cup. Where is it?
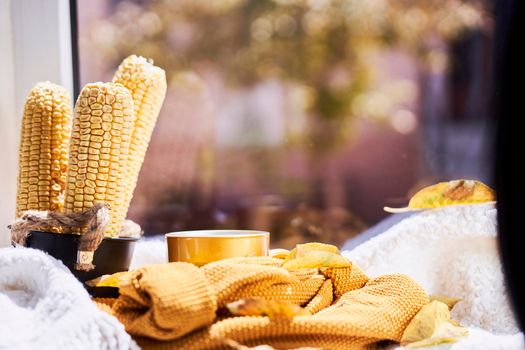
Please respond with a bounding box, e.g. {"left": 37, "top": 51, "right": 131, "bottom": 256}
{"left": 25, "top": 230, "right": 138, "bottom": 283}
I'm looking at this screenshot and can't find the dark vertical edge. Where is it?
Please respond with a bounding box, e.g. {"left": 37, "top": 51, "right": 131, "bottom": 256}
{"left": 69, "top": 0, "right": 80, "bottom": 98}
{"left": 494, "top": 0, "right": 525, "bottom": 331}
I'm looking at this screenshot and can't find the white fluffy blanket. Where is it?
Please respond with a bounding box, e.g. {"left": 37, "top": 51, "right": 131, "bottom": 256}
{"left": 342, "top": 203, "right": 524, "bottom": 350}
{"left": 0, "top": 247, "right": 137, "bottom": 350}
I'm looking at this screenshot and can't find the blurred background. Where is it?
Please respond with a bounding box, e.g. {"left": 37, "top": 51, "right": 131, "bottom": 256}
{"left": 77, "top": 0, "right": 494, "bottom": 248}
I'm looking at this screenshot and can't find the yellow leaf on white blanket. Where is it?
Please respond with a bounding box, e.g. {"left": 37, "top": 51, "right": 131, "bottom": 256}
{"left": 429, "top": 295, "right": 461, "bottom": 310}
{"left": 401, "top": 300, "right": 468, "bottom": 348}
{"left": 385, "top": 179, "right": 495, "bottom": 213}
{"left": 406, "top": 322, "right": 469, "bottom": 348}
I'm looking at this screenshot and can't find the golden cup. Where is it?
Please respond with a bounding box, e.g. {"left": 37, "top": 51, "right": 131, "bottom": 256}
{"left": 166, "top": 230, "right": 270, "bottom": 266}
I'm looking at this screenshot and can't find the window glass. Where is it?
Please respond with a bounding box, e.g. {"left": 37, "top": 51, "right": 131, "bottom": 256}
{"left": 78, "top": 0, "right": 493, "bottom": 248}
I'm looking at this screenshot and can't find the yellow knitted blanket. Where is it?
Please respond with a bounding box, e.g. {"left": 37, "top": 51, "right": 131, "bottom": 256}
{"left": 96, "top": 257, "right": 428, "bottom": 350}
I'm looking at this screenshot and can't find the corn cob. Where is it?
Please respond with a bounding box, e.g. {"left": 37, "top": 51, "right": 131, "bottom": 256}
{"left": 112, "top": 55, "right": 167, "bottom": 228}
{"left": 64, "top": 82, "right": 135, "bottom": 236}
{"left": 16, "top": 82, "right": 72, "bottom": 217}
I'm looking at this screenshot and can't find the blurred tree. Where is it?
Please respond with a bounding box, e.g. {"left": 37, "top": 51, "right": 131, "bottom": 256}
{"left": 94, "top": 0, "right": 488, "bottom": 152}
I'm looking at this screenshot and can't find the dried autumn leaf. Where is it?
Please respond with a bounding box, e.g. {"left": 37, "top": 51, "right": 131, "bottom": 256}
{"left": 283, "top": 250, "right": 351, "bottom": 270}
{"left": 227, "top": 297, "right": 310, "bottom": 319}
{"left": 429, "top": 295, "right": 461, "bottom": 310}
{"left": 406, "top": 322, "right": 469, "bottom": 348}
{"left": 284, "top": 243, "right": 340, "bottom": 263}
{"left": 282, "top": 243, "right": 351, "bottom": 270}
{"left": 269, "top": 248, "right": 290, "bottom": 259}
{"left": 385, "top": 180, "right": 495, "bottom": 213}
{"left": 401, "top": 301, "right": 468, "bottom": 348}
{"left": 85, "top": 271, "right": 129, "bottom": 288}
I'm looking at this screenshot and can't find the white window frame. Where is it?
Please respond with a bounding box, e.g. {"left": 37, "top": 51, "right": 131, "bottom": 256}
{"left": 0, "top": 0, "right": 75, "bottom": 246}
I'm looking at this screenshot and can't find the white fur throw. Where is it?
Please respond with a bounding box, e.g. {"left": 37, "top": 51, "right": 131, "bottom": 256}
{"left": 0, "top": 247, "right": 138, "bottom": 350}
{"left": 342, "top": 203, "right": 524, "bottom": 350}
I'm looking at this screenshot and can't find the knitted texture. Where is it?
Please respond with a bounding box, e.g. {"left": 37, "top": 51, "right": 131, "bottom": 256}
{"left": 112, "top": 262, "right": 217, "bottom": 340}
{"left": 304, "top": 279, "right": 333, "bottom": 314}
{"left": 94, "top": 298, "right": 115, "bottom": 315}
{"left": 109, "top": 257, "right": 428, "bottom": 350}
{"left": 94, "top": 297, "right": 117, "bottom": 309}
{"left": 208, "top": 274, "right": 427, "bottom": 350}
{"left": 93, "top": 297, "right": 118, "bottom": 316}
{"left": 320, "top": 265, "right": 369, "bottom": 299}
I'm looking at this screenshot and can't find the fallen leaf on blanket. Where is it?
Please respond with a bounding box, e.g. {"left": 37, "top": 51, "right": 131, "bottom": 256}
{"left": 406, "top": 322, "right": 469, "bottom": 348}
{"left": 85, "top": 271, "right": 129, "bottom": 288}
{"left": 269, "top": 248, "right": 290, "bottom": 259}
{"left": 429, "top": 295, "right": 461, "bottom": 310}
{"left": 401, "top": 300, "right": 468, "bottom": 348}
{"left": 282, "top": 243, "right": 351, "bottom": 270}
{"left": 227, "top": 297, "right": 310, "bottom": 319}
{"left": 384, "top": 179, "right": 495, "bottom": 213}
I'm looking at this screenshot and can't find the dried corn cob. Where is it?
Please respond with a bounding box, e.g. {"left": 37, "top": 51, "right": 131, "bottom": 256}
{"left": 64, "top": 82, "right": 135, "bottom": 236}
{"left": 112, "top": 55, "right": 167, "bottom": 229}
{"left": 16, "top": 82, "right": 72, "bottom": 217}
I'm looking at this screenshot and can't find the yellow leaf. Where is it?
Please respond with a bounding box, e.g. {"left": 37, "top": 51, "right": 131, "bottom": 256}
{"left": 401, "top": 301, "right": 468, "bottom": 348}
{"left": 296, "top": 242, "right": 339, "bottom": 256}
{"left": 385, "top": 180, "right": 495, "bottom": 213}
{"left": 407, "top": 322, "right": 469, "bottom": 348}
{"left": 269, "top": 248, "right": 290, "bottom": 259}
{"left": 429, "top": 295, "right": 461, "bottom": 310}
{"left": 284, "top": 243, "right": 340, "bottom": 263}
{"left": 282, "top": 243, "right": 351, "bottom": 270}
{"left": 85, "top": 271, "right": 129, "bottom": 288}
{"left": 449, "top": 319, "right": 461, "bottom": 327}
{"left": 283, "top": 251, "right": 351, "bottom": 270}
{"left": 226, "top": 297, "right": 310, "bottom": 319}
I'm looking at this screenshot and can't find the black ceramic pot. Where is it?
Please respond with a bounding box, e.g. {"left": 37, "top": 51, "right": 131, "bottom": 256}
{"left": 25, "top": 230, "right": 138, "bottom": 283}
